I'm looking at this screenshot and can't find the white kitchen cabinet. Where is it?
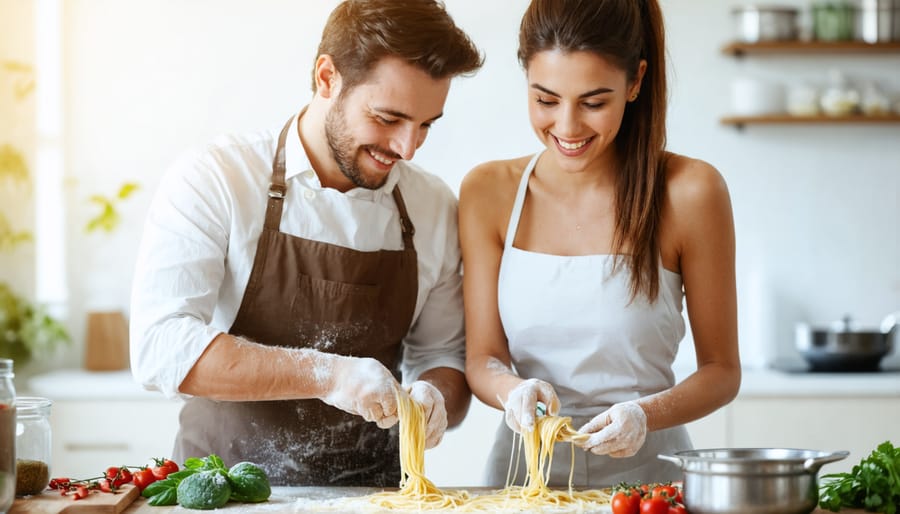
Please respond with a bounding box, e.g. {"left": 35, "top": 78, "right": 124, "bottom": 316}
{"left": 684, "top": 406, "right": 730, "bottom": 449}
{"left": 49, "top": 399, "right": 182, "bottom": 479}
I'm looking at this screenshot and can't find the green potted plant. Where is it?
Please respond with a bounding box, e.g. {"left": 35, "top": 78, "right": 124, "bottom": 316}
{"left": 0, "top": 60, "right": 70, "bottom": 368}
{"left": 0, "top": 283, "right": 69, "bottom": 366}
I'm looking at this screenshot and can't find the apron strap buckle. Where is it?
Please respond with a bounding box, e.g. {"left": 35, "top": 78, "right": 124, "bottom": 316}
{"left": 268, "top": 184, "right": 286, "bottom": 199}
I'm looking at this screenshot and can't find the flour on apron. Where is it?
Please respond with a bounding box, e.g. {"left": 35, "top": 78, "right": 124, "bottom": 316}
{"left": 173, "top": 114, "right": 419, "bottom": 486}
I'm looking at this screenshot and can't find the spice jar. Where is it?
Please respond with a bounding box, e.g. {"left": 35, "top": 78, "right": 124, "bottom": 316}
{"left": 14, "top": 397, "right": 52, "bottom": 496}
{"left": 0, "top": 359, "right": 16, "bottom": 512}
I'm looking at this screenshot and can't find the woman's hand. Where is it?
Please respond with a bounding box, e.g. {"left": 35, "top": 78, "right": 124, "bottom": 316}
{"left": 408, "top": 380, "right": 448, "bottom": 449}
{"left": 504, "top": 378, "right": 560, "bottom": 433}
{"left": 578, "top": 401, "right": 647, "bottom": 457}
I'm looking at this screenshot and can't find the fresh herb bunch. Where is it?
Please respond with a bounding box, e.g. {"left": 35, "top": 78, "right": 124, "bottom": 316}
{"left": 141, "top": 454, "right": 271, "bottom": 508}
{"left": 819, "top": 441, "right": 900, "bottom": 514}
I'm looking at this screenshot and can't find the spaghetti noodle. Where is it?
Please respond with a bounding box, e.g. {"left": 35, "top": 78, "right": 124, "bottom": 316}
{"left": 363, "top": 390, "right": 611, "bottom": 512}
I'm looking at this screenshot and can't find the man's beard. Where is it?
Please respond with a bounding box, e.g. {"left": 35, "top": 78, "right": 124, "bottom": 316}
{"left": 324, "top": 96, "right": 394, "bottom": 190}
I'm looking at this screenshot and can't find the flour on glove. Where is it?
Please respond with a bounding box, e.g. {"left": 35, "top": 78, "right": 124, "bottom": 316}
{"left": 408, "top": 380, "right": 448, "bottom": 449}
{"left": 504, "top": 378, "right": 560, "bottom": 433}
{"left": 578, "top": 401, "right": 647, "bottom": 457}
{"left": 321, "top": 356, "right": 400, "bottom": 428}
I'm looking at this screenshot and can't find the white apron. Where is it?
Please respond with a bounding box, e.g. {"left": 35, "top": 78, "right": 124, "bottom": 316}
{"left": 485, "top": 153, "right": 692, "bottom": 487}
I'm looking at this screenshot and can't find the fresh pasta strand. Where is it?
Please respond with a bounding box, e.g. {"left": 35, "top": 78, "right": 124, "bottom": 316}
{"left": 367, "top": 389, "right": 469, "bottom": 510}
{"left": 363, "top": 391, "right": 611, "bottom": 512}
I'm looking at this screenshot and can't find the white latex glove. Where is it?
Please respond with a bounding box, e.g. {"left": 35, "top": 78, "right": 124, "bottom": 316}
{"left": 321, "top": 356, "right": 400, "bottom": 428}
{"left": 577, "top": 401, "right": 647, "bottom": 458}
{"left": 407, "top": 381, "right": 448, "bottom": 449}
{"left": 503, "top": 378, "right": 560, "bottom": 433}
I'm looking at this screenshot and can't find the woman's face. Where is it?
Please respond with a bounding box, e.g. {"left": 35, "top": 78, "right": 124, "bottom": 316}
{"left": 525, "top": 49, "right": 642, "bottom": 173}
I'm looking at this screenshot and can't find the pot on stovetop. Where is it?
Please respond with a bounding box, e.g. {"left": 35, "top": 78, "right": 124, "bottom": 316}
{"left": 795, "top": 311, "right": 898, "bottom": 372}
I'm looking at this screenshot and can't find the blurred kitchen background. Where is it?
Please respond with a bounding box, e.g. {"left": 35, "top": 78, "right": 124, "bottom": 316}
{"left": 1, "top": 0, "right": 898, "bottom": 485}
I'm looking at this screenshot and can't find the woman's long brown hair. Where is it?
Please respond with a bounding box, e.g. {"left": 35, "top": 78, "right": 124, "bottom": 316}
{"left": 518, "top": 0, "right": 668, "bottom": 302}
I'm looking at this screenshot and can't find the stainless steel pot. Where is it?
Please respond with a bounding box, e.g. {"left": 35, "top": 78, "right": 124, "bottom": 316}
{"left": 732, "top": 6, "right": 799, "bottom": 42}
{"left": 795, "top": 312, "right": 897, "bottom": 372}
{"left": 658, "top": 448, "right": 848, "bottom": 514}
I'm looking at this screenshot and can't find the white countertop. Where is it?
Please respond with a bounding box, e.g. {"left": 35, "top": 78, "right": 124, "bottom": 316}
{"left": 24, "top": 367, "right": 900, "bottom": 401}
{"left": 24, "top": 369, "right": 169, "bottom": 401}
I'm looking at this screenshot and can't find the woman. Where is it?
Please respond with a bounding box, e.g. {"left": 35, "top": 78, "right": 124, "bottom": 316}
{"left": 460, "top": 0, "right": 740, "bottom": 487}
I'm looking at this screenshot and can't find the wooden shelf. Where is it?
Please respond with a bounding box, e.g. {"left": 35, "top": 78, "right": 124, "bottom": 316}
{"left": 720, "top": 113, "right": 900, "bottom": 128}
{"left": 722, "top": 40, "right": 900, "bottom": 57}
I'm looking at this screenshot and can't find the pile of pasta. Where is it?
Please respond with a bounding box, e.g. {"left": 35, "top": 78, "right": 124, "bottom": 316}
{"left": 364, "top": 391, "right": 612, "bottom": 512}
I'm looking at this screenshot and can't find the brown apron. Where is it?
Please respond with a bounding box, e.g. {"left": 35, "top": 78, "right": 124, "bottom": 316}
{"left": 172, "top": 116, "right": 419, "bottom": 486}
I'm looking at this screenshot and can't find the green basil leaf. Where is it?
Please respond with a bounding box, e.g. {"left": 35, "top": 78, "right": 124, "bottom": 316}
{"left": 141, "top": 479, "right": 175, "bottom": 498}
{"left": 148, "top": 487, "right": 178, "bottom": 506}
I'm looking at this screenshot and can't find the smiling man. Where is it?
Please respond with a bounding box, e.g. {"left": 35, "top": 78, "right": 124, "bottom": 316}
{"left": 129, "top": 0, "right": 482, "bottom": 486}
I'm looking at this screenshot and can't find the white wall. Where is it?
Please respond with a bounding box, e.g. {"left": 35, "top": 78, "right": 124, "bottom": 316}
{"left": 53, "top": 0, "right": 899, "bottom": 368}
{"left": 1, "top": 0, "right": 896, "bottom": 487}
{"left": 0, "top": 0, "right": 36, "bottom": 297}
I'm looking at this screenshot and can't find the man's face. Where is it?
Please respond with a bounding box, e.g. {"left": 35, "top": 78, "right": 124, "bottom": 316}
{"left": 323, "top": 56, "right": 451, "bottom": 191}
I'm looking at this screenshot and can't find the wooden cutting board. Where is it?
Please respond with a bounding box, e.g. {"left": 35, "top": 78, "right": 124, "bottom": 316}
{"left": 9, "top": 484, "right": 140, "bottom": 514}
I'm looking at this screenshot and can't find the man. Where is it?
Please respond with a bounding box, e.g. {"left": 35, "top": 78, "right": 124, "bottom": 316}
{"left": 129, "top": 0, "right": 482, "bottom": 486}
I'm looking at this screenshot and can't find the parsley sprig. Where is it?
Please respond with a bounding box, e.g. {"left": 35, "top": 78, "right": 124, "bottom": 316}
{"left": 819, "top": 441, "right": 900, "bottom": 514}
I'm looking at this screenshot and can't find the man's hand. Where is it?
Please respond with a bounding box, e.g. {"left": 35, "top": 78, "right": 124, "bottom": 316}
{"left": 321, "top": 356, "right": 400, "bottom": 428}
{"left": 503, "top": 378, "right": 560, "bottom": 433}
{"left": 578, "top": 401, "right": 647, "bottom": 457}
{"left": 408, "top": 381, "right": 448, "bottom": 449}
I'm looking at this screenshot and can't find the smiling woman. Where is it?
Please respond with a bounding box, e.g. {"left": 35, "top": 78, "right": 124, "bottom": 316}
{"left": 460, "top": 0, "right": 740, "bottom": 488}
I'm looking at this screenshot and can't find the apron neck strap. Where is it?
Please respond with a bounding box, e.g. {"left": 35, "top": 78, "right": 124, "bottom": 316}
{"left": 392, "top": 187, "right": 415, "bottom": 249}
{"left": 264, "top": 115, "right": 294, "bottom": 230}
{"left": 265, "top": 114, "right": 415, "bottom": 250}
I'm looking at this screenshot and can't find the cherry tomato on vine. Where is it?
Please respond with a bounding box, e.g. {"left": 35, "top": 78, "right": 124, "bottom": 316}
{"left": 105, "top": 466, "right": 133, "bottom": 487}
{"left": 132, "top": 467, "right": 157, "bottom": 491}
{"left": 71, "top": 485, "right": 89, "bottom": 500}
{"left": 150, "top": 458, "right": 179, "bottom": 480}
{"left": 640, "top": 496, "right": 672, "bottom": 514}
{"left": 669, "top": 504, "right": 688, "bottom": 514}
{"left": 611, "top": 489, "right": 643, "bottom": 514}
{"left": 652, "top": 484, "right": 679, "bottom": 501}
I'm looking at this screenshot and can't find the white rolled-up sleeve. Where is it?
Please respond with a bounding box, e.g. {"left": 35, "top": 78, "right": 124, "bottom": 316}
{"left": 400, "top": 194, "right": 466, "bottom": 383}
{"left": 129, "top": 151, "right": 233, "bottom": 399}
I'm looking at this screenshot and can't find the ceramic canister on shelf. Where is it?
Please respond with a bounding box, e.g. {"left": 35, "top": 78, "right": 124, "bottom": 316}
{"left": 731, "top": 77, "right": 787, "bottom": 115}
{"left": 856, "top": 0, "right": 900, "bottom": 42}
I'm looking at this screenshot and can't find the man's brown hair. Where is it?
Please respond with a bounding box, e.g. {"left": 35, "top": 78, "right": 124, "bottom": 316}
{"left": 313, "top": 0, "right": 483, "bottom": 93}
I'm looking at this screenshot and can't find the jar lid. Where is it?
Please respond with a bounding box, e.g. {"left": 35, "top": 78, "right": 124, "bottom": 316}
{"left": 16, "top": 396, "right": 52, "bottom": 414}
{"left": 0, "top": 358, "right": 13, "bottom": 377}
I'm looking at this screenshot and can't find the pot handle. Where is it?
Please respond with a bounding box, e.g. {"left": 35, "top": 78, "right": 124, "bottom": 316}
{"left": 803, "top": 450, "right": 849, "bottom": 472}
{"left": 657, "top": 454, "right": 683, "bottom": 467}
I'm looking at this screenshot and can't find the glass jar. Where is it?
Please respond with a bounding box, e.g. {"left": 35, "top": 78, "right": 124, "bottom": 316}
{"left": 14, "top": 397, "right": 52, "bottom": 496}
{"left": 0, "top": 359, "right": 16, "bottom": 511}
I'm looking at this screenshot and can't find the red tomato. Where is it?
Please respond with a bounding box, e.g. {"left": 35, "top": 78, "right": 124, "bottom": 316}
{"left": 105, "top": 466, "right": 133, "bottom": 487}
{"left": 151, "top": 458, "right": 179, "bottom": 480}
{"left": 72, "top": 485, "right": 89, "bottom": 500}
{"left": 132, "top": 467, "right": 157, "bottom": 491}
{"left": 97, "top": 479, "right": 112, "bottom": 493}
{"left": 652, "top": 484, "right": 678, "bottom": 500}
{"left": 48, "top": 478, "right": 70, "bottom": 490}
{"left": 640, "top": 497, "right": 672, "bottom": 514}
{"left": 611, "top": 490, "right": 642, "bottom": 514}
{"left": 669, "top": 504, "right": 687, "bottom": 514}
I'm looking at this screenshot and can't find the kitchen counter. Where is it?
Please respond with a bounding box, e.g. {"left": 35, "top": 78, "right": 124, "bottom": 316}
{"left": 119, "top": 488, "right": 873, "bottom": 513}
{"left": 27, "top": 366, "right": 900, "bottom": 401}
{"left": 118, "top": 488, "right": 875, "bottom": 513}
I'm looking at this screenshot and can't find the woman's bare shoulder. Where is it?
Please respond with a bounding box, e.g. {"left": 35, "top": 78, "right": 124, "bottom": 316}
{"left": 460, "top": 155, "right": 533, "bottom": 204}
{"left": 664, "top": 152, "right": 731, "bottom": 207}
